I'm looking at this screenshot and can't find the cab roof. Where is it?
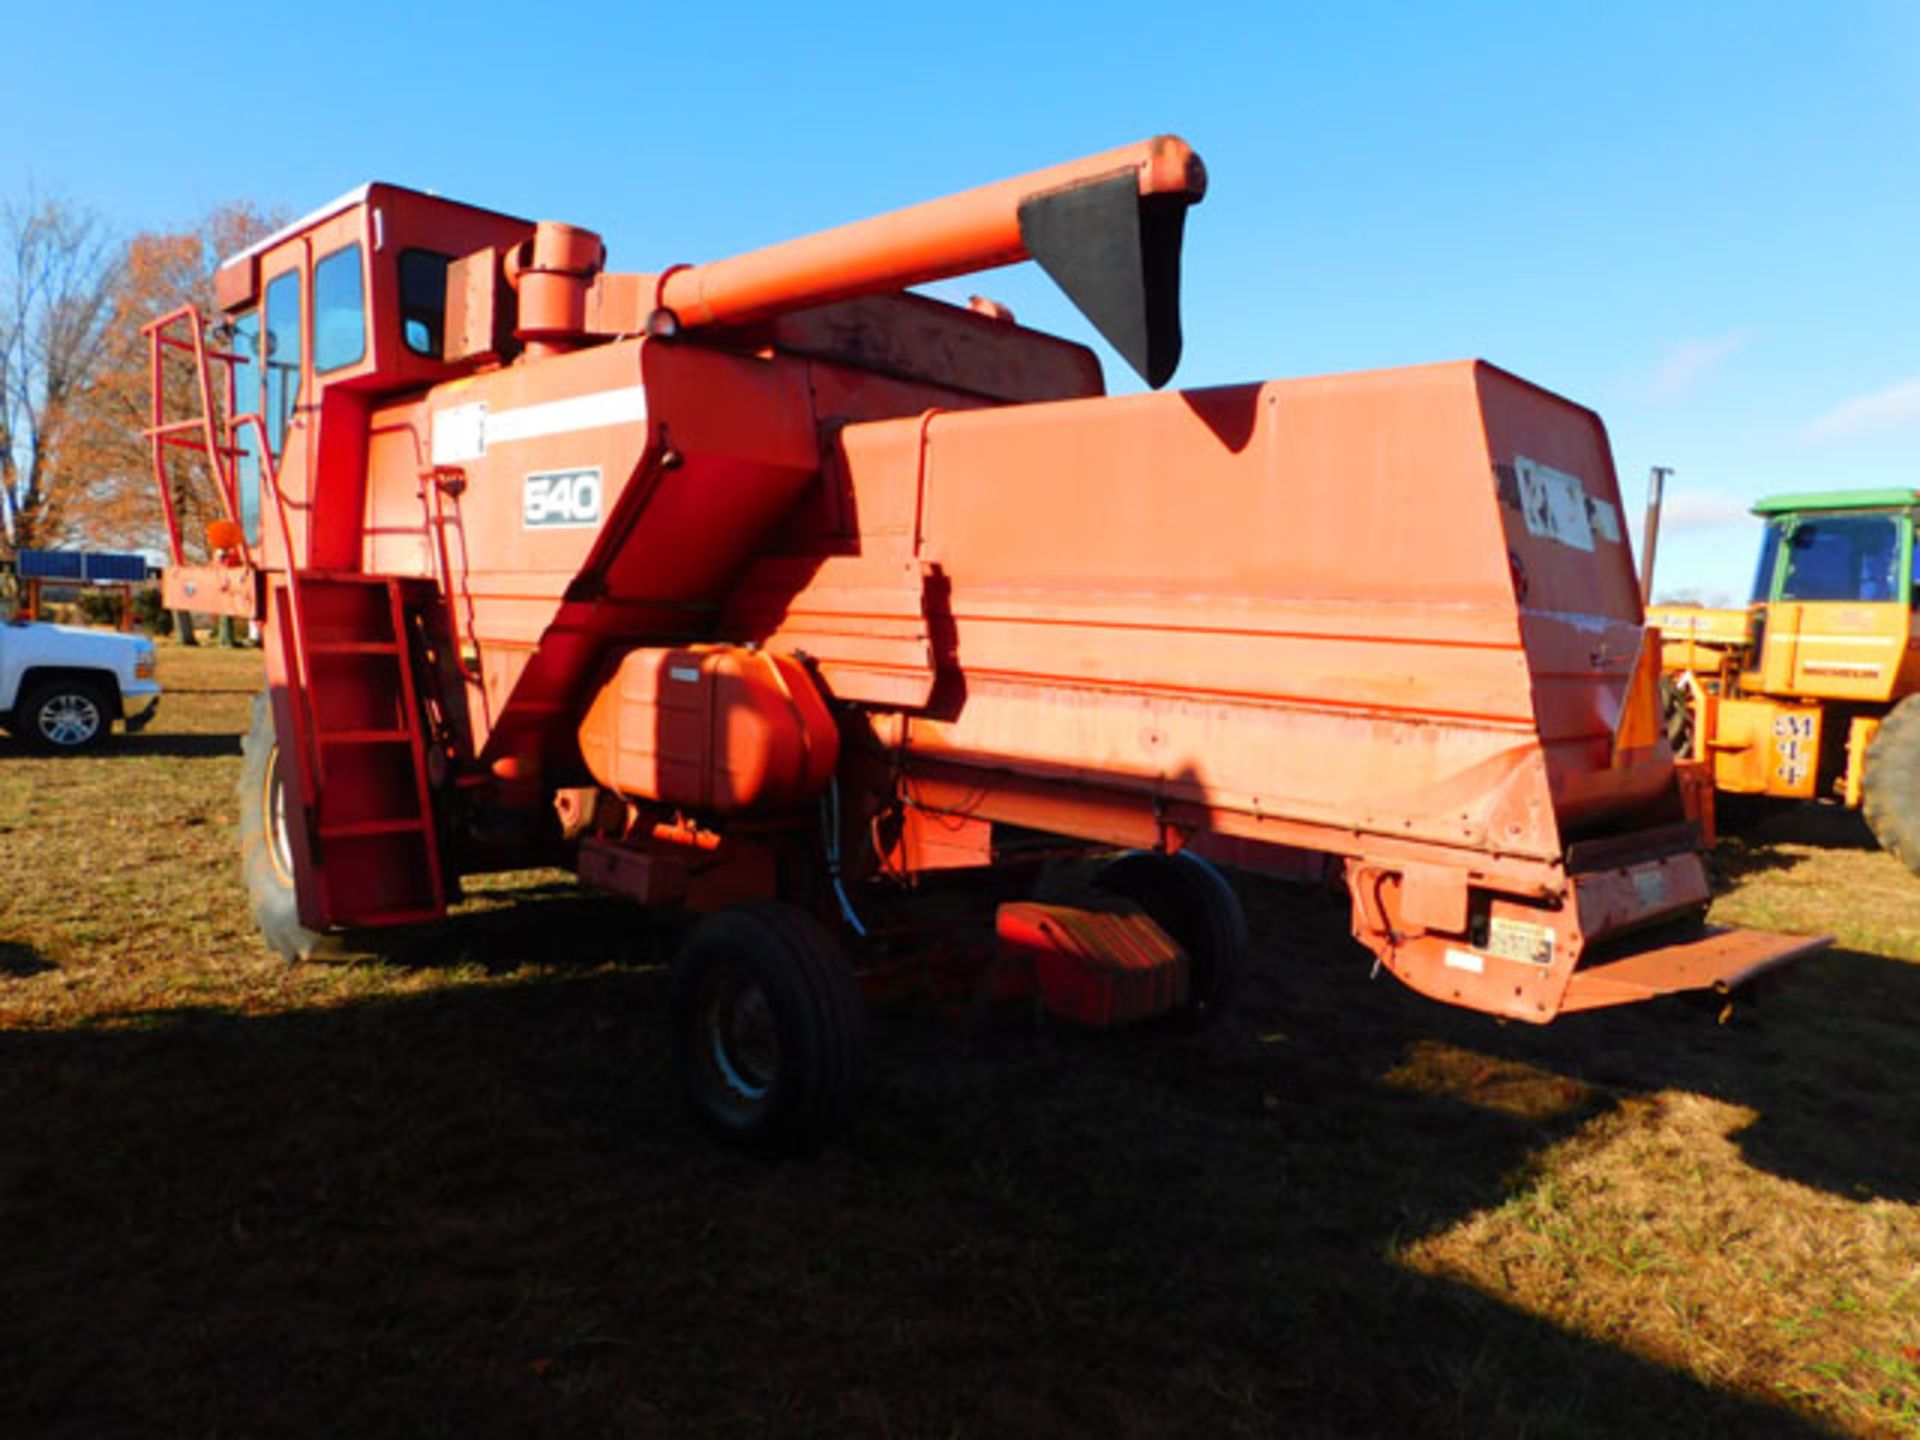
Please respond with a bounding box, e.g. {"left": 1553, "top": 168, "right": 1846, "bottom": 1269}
{"left": 218, "top": 181, "right": 530, "bottom": 271}
{"left": 1751, "top": 488, "right": 1920, "bottom": 516}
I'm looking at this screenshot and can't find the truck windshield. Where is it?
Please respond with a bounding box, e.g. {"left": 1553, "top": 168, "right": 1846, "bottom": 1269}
{"left": 1777, "top": 513, "right": 1903, "bottom": 603}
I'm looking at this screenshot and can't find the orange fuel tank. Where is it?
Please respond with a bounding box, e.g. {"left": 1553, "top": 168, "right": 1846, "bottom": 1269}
{"left": 577, "top": 646, "right": 839, "bottom": 816}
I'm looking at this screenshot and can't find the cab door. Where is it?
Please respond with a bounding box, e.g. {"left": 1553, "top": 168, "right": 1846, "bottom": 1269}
{"left": 246, "top": 218, "right": 370, "bottom": 570}
{"left": 1763, "top": 511, "right": 1907, "bottom": 702}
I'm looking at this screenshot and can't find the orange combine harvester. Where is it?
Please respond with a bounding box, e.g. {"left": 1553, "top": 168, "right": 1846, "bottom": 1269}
{"left": 148, "top": 137, "right": 1823, "bottom": 1150}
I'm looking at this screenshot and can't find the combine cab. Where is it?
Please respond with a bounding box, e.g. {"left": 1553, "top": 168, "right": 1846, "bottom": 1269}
{"left": 148, "top": 138, "right": 1824, "bottom": 1151}
{"left": 1651, "top": 490, "right": 1920, "bottom": 872}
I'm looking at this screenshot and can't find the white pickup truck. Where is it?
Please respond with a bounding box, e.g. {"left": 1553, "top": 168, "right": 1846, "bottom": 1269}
{"left": 0, "top": 620, "right": 161, "bottom": 752}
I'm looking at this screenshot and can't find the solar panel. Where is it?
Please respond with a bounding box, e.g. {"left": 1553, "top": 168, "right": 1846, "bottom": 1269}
{"left": 84, "top": 552, "right": 149, "bottom": 583}
{"left": 16, "top": 549, "right": 149, "bottom": 583}
{"left": 16, "top": 550, "right": 84, "bottom": 580}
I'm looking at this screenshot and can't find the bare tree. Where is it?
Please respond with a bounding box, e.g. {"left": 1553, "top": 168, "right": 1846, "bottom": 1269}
{"left": 0, "top": 198, "right": 283, "bottom": 557}
{"left": 0, "top": 196, "right": 119, "bottom": 552}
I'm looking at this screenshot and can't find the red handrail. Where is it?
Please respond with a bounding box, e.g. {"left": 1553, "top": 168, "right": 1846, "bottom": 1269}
{"left": 228, "top": 410, "right": 323, "bottom": 789}
{"left": 141, "top": 305, "right": 324, "bottom": 794}
{"left": 141, "top": 305, "right": 252, "bottom": 570}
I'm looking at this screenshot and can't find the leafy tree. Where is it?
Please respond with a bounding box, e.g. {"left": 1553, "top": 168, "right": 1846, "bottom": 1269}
{"left": 0, "top": 198, "right": 281, "bottom": 558}
{"left": 62, "top": 202, "right": 282, "bottom": 554}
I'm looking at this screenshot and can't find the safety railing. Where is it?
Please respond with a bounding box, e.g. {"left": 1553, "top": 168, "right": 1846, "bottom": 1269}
{"left": 142, "top": 305, "right": 324, "bottom": 795}
{"left": 142, "top": 305, "right": 251, "bottom": 569}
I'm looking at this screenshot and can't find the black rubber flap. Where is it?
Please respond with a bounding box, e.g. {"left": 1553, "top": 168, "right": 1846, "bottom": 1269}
{"left": 1018, "top": 172, "right": 1189, "bottom": 388}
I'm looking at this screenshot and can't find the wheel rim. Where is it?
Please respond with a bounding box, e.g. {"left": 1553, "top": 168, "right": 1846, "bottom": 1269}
{"left": 700, "top": 968, "right": 781, "bottom": 1107}
{"left": 264, "top": 743, "right": 295, "bottom": 888}
{"left": 38, "top": 693, "right": 101, "bottom": 747}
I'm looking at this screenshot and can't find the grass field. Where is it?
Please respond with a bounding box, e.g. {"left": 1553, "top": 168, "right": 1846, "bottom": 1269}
{"left": 2, "top": 643, "right": 1916, "bottom": 1438}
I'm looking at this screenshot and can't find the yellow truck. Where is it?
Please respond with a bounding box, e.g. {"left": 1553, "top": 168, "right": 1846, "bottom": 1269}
{"left": 1651, "top": 488, "right": 1920, "bottom": 871}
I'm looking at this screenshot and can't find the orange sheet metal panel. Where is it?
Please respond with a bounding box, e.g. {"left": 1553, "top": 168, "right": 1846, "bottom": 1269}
{"left": 363, "top": 338, "right": 823, "bottom": 765}
{"left": 577, "top": 645, "right": 838, "bottom": 816}
{"left": 774, "top": 360, "right": 1666, "bottom": 867}
{"left": 1708, "top": 696, "right": 1821, "bottom": 799}
{"left": 1778, "top": 601, "right": 1911, "bottom": 703}
{"left": 1650, "top": 603, "right": 1750, "bottom": 651}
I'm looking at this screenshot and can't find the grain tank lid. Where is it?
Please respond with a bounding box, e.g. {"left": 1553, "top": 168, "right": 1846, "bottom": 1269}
{"left": 1752, "top": 488, "right": 1920, "bottom": 516}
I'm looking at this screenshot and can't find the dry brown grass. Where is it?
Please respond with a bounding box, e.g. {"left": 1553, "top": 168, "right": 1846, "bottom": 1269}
{"left": 1, "top": 642, "right": 1916, "bottom": 1437}
{"left": 0, "top": 644, "right": 572, "bottom": 1025}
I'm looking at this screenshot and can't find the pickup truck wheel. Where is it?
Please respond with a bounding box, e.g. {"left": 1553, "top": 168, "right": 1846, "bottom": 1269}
{"left": 1862, "top": 696, "right": 1920, "bottom": 876}
{"left": 669, "top": 902, "right": 864, "bottom": 1156}
{"left": 239, "top": 693, "right": 319, "bottom": 961}
{"left": 1094, "top": 850, "right": 1249, "bottom": 1028}
{"left": 21, "top": 678, "right": 111, "bottom": 753}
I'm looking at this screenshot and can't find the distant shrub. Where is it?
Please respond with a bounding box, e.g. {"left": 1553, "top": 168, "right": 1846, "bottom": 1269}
{"left": 75, "top": 588, "right": 123, "bottom": 626}
{"left": 132, "top": 586, "right": 167, "bottom": 634}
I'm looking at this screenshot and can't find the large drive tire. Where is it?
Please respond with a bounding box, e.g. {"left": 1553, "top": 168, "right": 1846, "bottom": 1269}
{"left": 20, "top": 677, "right": 112, "bottom": 753}
{"left": 1862, "top": 697, "right": 1920, "bottom": 876}
{"left": 669, "top": 902, "right": 864, "bottom": 1156}
{"left": 1094, "top": 850, "right": 1249, "bottom": 1028}
{"left": 238, "top": 692, "right": 320, "bottom": 961}
{"left": 1659, "top": 673, "right": 1696, "bottom": 758}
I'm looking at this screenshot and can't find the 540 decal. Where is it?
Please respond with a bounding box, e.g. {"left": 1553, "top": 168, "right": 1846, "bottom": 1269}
{"left": 524, "top": 467, "right": 603, "bottom": 528}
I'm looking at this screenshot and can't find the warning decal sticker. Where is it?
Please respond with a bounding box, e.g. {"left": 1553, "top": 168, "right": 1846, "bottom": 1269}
{"left": 1514, "top": 456, "right": 1595, "bottom": 553}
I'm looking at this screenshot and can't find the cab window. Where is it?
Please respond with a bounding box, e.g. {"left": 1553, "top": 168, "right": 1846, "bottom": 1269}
{"left": 399, "top": 250, "right": 450, "bottom": 358}
{"left": 313, "top": 243, "right": 366, "bottom": 372}
{"left": 1778, "top": 514, "right": 1902, "bottom": 603}
{"left": 230, "top": 310, "right": 263, "bottom": 543}
{"left": 263, "top": 269, "right": 302, "bottom": 460}
{"left": 1749, "top": 521, "right": 1783, "bottom": 603}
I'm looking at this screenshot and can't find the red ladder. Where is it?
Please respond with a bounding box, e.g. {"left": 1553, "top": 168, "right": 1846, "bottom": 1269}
{"left": 279, "top": 573, "right": 448, "bottom": 929}
{"left": 145, "top": 307, "right": 447, "bottom": 933}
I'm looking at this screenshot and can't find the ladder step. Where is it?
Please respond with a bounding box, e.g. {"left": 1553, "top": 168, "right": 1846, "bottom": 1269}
{"left": 343, "top": 907, "right": 444, "bottom": 928}
{"left": 300, "top": 571, "right": 406, "bottom": 586}
{"left": 320, "top": 818, "right": 428, "bottom": 840}
{"left": 307, "top": 641, "right": 401, "bottom": 655}
{"left": 316, "top": 728, "right": 415, "bottom": 745}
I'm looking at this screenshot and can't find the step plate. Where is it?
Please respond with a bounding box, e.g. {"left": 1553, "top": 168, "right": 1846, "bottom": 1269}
{"left": 1559, "top": 925, "right": 1831, "bottom": 1014}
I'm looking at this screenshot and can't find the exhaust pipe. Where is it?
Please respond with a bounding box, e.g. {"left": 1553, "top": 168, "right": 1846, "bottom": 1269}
{"left": 1639, "top": 465, "right": 1671, "bottom": 604}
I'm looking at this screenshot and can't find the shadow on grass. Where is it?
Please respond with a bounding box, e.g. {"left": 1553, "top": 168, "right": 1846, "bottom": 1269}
{"left": 1712, "top": 798, "right": 1881, "bottom": 875}
{"left": 1709, "top": 840, "right": 1807, "bottom": 886}
{"left": 114, "top": 732, "right": 243, "bottom": 760}
{"left": 335, "top": 885, "right": 675, "bottom": 975}
{"left": 0, "top": 940, "right": 53, "bottom": 978}
{"left": 1241, "top": 880, "right": 1920, "bottom": 1206}
{"left": 1703, "top": 804, "right": 1879, "bottom": 885}
{"left": 0, "top": 884, "right": 1852, "bottom": 1439}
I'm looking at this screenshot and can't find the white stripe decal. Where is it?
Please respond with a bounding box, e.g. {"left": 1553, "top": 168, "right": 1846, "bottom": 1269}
{"left": 433, "top": 385, "right": 648, "bottom": 464}
{"left": 485, "top": 386, "right": 649, "bottom": 447}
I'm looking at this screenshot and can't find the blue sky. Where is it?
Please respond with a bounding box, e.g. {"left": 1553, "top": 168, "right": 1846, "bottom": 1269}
{"left": 9, "top": 1, "right": 1915, "bottom": 602}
